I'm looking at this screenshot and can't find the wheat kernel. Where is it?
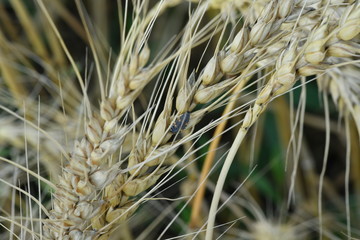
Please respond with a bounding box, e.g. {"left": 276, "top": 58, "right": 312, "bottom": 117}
{"left": 230, "top": 27, "right": 249, "bottom": 53}
{"left": 338, "top": 5, "right": 360, "bottom": 41}
{"left": 139, "top": 43, "right": 150, "bottom": 68}
{"left": 255, "top": 84, "right": 273, "bottom": 105}
{"left": 122, "top": 173, "right": 162, "bottom": 196}
{"left": 176, "top": 85, "right": 191, "bottom": 113}
{"left": 116, "top": 94, "right": 133, "bottom": 110}
{"left": 129, "top": 55, "right": 138, "bottom": 77}
{"left": 327, "top": 41, "right": 359, "bottom": 57}
{"left": 278, "top": 0, "right": 294, "bottom": 18}
{"left": 242, "top": 107, "right": 253, "bottom": 129}
{"left": 220, "top": 52, "right": 242, "bottom": 74}
{"left": 305, "top": 39, "right": 327, "bottom": 64}
{"left": 152, "top": 111, "right": 168, "bottom": 145}
{"left": 250, "top": 21, "right": 273, "bottom": 45}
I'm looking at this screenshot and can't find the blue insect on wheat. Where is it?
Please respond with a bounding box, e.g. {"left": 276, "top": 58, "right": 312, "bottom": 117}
{"left": 170, "top": 112, "right": 190, "bottom": 133}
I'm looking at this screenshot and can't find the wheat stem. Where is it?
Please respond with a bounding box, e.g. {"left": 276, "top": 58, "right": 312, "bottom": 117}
{"left": 189, "top": 77, "right": 248, "bottom": 228}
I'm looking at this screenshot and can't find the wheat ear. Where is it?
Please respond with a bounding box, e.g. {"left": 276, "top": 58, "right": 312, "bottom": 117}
{"left": 206, "top": 1, "right": 360, "bottom": 238}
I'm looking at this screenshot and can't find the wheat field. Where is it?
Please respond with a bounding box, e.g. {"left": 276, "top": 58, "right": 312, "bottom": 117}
{"left": 0, "top": 0, "right": 359, "bottom": 239}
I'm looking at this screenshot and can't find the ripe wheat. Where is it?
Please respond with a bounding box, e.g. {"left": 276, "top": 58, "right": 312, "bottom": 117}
{"left": 0, "top": 0, "right": 359, "bottom": 239}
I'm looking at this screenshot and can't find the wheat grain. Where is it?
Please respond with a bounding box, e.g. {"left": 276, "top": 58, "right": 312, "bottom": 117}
{"left": 206, "top": 1, "right": 360, "bottom": 238}
{"left": 38, "top": 0, "right": 360, "bottom": 238}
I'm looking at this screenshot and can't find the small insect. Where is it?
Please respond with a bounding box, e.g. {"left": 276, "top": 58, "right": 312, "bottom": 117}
{"left": 170, "top": 112, "right": 190, "bottom": 134}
